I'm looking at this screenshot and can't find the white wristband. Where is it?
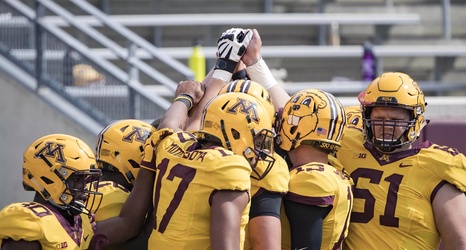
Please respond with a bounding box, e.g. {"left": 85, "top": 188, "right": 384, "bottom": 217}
{"left": 246, "top": 58, "right": 279, "bottom": 90}
{"left": 212, "top": 70, "right": 232, "bottom": 83}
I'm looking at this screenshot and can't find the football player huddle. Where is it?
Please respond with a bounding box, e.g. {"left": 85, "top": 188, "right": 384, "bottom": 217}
{"left": 1, "top": 27, "right": 466, "bottom": 250}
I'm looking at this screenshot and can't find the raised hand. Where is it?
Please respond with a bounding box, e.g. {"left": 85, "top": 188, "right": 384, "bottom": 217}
{"left": 175, "top": 80, "right": 204, "bottom": 105}
{"left": 213, "top": 28, "right": 253, "bottom": 82}
{"left": 242, "top": 29, "right": 262, "bottom": 67}
{"left": 218, "top": 28, "right": 252, "bottom": 62}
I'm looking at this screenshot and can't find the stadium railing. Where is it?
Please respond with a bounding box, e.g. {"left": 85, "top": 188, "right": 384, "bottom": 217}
{"left": 39, "top": 12, "right": 420, "bottom": 46}
{"left": 57, "top": 44, "right": 466, "bottom": 95}
{"left": 1, "top": 0, "right": 172, "bottom": 128}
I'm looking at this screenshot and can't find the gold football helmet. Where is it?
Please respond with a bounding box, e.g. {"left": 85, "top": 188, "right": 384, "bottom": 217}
{"left": 96, "top": 119, "right": 155, "bottom": 185}
{"left": 278, "top": 89, "right": 346, "bottom": 153}
{"left": 219, "top": 79, "right": 275, "bottom": 122}
{"left": 198, "top": 92, "right": 276, "bottom": 180}
{"left": 23, "top": 134, "right": 102, "bottom": 215}
{"left": 358, "top": 72, "right": 428, "bottom": 152}
{"left": 345, "top": 105, "right": 363, "bottom": 129}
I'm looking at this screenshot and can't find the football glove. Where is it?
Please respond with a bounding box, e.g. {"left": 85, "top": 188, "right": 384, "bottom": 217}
{"left": 213, "top": 28, "right": 253, "bottom": 82}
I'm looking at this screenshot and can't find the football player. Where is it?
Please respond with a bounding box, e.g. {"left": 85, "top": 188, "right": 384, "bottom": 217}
{"left": 219, "top": 79, "right": 289, "bottom": 250}
{"left": 90, "top": 119, "right": 155, "bottom": 250}
{"left": 336, "top": 72, "right": 466, "bottom": 249}
{"left": 0, "top": 134, "right": 102, "bottom": 250}
{"left": 277, "top": 89, "right": 353, "bottom": 249}
{"left": 144, "top": 89, "right": 276, "bottom": 249}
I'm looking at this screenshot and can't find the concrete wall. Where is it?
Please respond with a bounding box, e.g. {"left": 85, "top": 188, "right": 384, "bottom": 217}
{"left": 418, "top": 119, "right": 466, "bottom": 155}
{"left": 0, "top": 73, "right": 96, "bottom": 210}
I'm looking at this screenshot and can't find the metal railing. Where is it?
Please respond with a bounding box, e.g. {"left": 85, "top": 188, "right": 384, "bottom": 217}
{"left": 1, "top": 0, "right": 181, "bottom": 127}
{"left": 39, "top": 12, "right": 421, "bottom": 46}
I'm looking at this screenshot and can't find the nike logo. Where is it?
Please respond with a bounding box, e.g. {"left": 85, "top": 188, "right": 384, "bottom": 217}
{"left": 83, "top": 234, "right": 89, "bottom": 241}
{"left": 295, "top": 248, "right": 309, "bottom": 250}
{"left": 399, "top": 163, "right": 413, "bottom": 168}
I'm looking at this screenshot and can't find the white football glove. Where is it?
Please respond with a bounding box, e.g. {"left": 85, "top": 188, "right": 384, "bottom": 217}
{"left": 218, "top": 28, "right": 252, "bottom": 62}
{"left": 213, "top": 28, "right": 253, "bottom": 82}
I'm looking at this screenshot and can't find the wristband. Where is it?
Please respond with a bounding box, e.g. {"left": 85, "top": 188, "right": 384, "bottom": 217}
{"left": 214, "top": 58, "right": 237, "bottom": 73}
{"left": 212, "top": 69, "right": 233, "bottom": 83}
{"left": 174, "top": 93, "right": 194, "bottom": 111}
{"left": 232, "top": 69, "right": 248, "bottom": 80}
{"left": 246, "top": 58, "right": 279, "bottom": 90}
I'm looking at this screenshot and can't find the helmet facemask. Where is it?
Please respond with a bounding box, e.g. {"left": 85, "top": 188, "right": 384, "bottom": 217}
{"left": 61, "top": 169, "right": 102, "bottom": 216}
{"left": 363, "top": 106, "right": 416, "bottom": 152}
{"left": 218, "top": 117, "right": 276, "bottom": 180}
{"left": 248, "top": 128, "right": 276, "bottom": 180}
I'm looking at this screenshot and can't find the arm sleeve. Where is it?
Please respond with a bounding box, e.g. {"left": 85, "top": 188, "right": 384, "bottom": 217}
{"left": 283, "top": 199, "right": 331, "bottom": 250}
{"left": 249, "top": 190, "right": 283, "bottom": 219}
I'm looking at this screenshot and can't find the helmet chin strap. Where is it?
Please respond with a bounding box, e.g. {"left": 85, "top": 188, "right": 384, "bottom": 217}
{"left": 67, "top": 200, "right": 87, "bottom": 216}
{"left": 46, "top": 191, "right": 91, "bottom": 216}
{"left": 374, "top": 138, "right": 403, "bottom": 152}
{"left": 47, "top": 196, "right": 88, "bottom": 216}
{"left": 374, "top": 129, "right": 411, "bottom": 152}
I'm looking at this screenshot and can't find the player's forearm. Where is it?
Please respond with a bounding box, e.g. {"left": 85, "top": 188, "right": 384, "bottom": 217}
{"left": 93, "top": 217, "right": 138, "bottom": 248}
{"left": 246, "top": 58, "right": 289, "bottom": 110}
{"left": 158, "top": 101, "right": 189, "bottom": 131}
{"left": 186, "top": 77, "right": 226, "bottom": 131}
{"left": 267, "top": 85, "right": 290, "bottom": 110}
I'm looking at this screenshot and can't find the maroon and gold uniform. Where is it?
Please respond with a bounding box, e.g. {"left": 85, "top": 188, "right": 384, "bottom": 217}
{"left": 142, "top": 130, "right": 251, "bottom": 250}
{"left": 0, "top": 202, "right": 92, "bottom": 250}
{"left": 337, "top": 127, "right": 466, "bottom": 250}
{"left": 281, "top": 162, "right": 353, "bottom": 249}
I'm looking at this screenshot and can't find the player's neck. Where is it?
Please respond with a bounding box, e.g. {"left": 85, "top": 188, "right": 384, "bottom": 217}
{"left": 288, "top": 145, "right": 328, "bottom": 167}
{"left": 374, "top": 143, "right": 412, "bottom": 154}
{"left": 33, "top": 192, "right": 48, "bottom": 205}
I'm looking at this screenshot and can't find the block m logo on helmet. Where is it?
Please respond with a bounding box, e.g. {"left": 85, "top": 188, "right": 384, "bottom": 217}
{"left": 226, "top": 98, "right": 260, "bottom": 123}
{"left": 34, "top": 142, "right": 66, "bottom": 164}
{"left": 122, "top": 127, "right": 151, "bottom": 143}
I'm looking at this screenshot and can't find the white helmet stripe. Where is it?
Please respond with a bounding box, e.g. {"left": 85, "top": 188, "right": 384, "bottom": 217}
{"left": 240, "top": 80, "right": 252, "bottom": 93}
{"left": 334, "top": 97, "right": 346, "bottom": 142}
{"left": 324, "top": 91, "right": 337, "bottom": 140}
{"left": 322, "top": 90, "right": 344, "bottom": 141}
